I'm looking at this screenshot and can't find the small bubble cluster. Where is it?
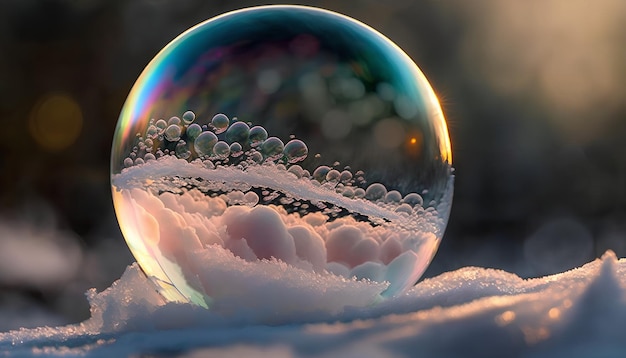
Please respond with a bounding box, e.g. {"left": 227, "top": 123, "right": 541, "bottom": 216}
{"left": 120, "top": 110, "right": 442, "bottom": 222}
{"left": 123, "top": 111, "right": 311, "bottom": 170}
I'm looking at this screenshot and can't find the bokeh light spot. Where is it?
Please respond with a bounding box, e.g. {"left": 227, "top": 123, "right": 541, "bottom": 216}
{"left": 548, "top": 307, "right": 560, "bottom": 320}
{"left": 373, "top": 118, "right": 405, "bottom": 149}
{"left": 29, "top": 93, "right": 83, "bottom": 151}
{"left": 495, "top": 310, "right": 516, "bottom": 326}
{"left": 405, "top": 131, "right": 424, "bottom": 158}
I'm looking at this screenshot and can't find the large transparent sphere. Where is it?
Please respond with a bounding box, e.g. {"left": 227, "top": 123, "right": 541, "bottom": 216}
{"left": 111, "top": 5, "right": 453, "bottom": 308}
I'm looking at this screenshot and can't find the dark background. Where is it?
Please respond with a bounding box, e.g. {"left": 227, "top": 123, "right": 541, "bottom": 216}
{"left": 1, "top": 0, "right": 625, "bottom": 330}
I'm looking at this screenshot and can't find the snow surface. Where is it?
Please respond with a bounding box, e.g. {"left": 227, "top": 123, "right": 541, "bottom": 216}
{"left": 2, "top": 251, "right": 626, "bottom": 357}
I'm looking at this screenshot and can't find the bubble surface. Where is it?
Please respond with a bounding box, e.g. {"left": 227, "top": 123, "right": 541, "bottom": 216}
{"left": 284, "top": 139, "right": 308, "bottom": 163}
{"left": 211, "top": 114, "right": 230, "bottom": 134}
{"left": 225, "top": 122, "right": 250, "bottom": 144}
{"left": 193, "top": 131, "right": 218, "bottom": 157}
{"left": 182, "top": 110, "right": 196, "bottom": 124}
{"left": 111, "top": 5, "right": 453, "bottom": 309}
{"left": 249, "top": 126, "right": 268, "bottom": 147}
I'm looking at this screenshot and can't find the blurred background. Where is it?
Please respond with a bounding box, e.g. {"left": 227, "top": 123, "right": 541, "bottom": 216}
{"left": 0, "top": 0, "right": 625, "bottom": 331}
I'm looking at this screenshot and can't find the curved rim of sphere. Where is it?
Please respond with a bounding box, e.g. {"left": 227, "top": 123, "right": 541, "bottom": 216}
{"left": 110, "top": 5, "right": 454, "bottom": 308}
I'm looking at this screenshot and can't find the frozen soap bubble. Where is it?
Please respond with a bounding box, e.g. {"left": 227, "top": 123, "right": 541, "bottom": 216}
{"left": 111, "top": 5, "right": 453, "bottom": 309}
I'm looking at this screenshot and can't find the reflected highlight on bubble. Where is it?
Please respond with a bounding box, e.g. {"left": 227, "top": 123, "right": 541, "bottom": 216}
{"left": 111, "top": 5, "right": 453, "bottom": 309}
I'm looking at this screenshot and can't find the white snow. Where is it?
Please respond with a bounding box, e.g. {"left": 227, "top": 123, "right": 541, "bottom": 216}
{"left": 2, "top": 250, "right": 626, "bottom": 357}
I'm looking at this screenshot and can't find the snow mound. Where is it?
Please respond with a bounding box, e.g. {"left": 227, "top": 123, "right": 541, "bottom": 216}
{"left": 2, "top": 251, "right": 626, "bottom": 357}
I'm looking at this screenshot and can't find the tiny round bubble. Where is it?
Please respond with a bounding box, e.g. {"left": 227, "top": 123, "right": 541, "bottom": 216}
{"left": 111, "top": 5, "right": 453, "bottom": 309}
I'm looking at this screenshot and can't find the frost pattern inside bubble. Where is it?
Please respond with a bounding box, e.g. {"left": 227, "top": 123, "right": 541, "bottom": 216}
{"left": 111, "top": 5, "right": 453, "bottom": 308}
